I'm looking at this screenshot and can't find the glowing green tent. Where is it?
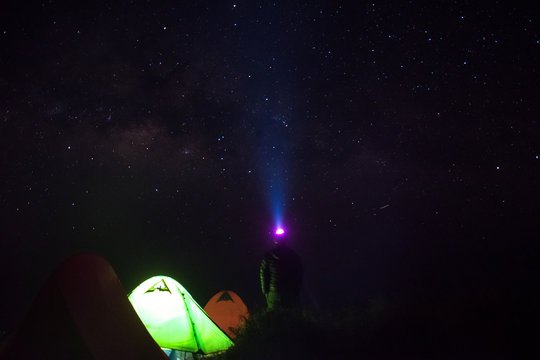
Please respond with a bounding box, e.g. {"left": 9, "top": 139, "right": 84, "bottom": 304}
{"left": 128, "top": 276, "right": 234, "bottom": 354}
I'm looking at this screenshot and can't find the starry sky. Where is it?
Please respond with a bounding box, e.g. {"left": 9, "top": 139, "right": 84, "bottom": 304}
{"left": 1, "top": 1, "right": 539, "bottom": 330}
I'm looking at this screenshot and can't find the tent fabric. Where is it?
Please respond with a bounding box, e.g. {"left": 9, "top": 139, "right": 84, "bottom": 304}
{"left": 0, "top": 253, "right": 168, "bottom": 360}
{"left": 204, "top": 291, "right": 249, "bottom": 338}
{"left": 128, "top": 276, "right": 234, "bottom": 354}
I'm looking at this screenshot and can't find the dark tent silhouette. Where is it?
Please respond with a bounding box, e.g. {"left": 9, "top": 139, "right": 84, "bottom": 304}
{"left": 204, "top": 290, "right": 249, "bottom": 338}
{"left": 0, "top": 253, "right": 168, "bottom": 360}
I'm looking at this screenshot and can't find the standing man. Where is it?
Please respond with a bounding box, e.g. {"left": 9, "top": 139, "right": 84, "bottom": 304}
{"left": 260, "top": 228, "right": 303, "bottom": 310}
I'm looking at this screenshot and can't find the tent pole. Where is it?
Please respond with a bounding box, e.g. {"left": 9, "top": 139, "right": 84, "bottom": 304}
{"left": 180, "top": 292, "right": 203, "bottom": 353}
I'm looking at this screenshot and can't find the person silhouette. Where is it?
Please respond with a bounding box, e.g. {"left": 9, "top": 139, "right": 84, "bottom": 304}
{"left": 260, "top": 230, "right": 303, "bottom": 310}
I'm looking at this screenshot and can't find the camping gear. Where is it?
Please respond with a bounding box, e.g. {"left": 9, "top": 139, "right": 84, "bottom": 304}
{"left": 204, "top": 291, "right": 249, "bottom": 338}
{"left": 0, "top": 253, "right": 168, "bottom": 360}
{"left": 129, "top": 276, "right": 234, "bottom": 354}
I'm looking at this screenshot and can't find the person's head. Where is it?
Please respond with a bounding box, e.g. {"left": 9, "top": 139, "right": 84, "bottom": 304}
{"left": 273, "top": 227, "right": 286, "bottom": 244}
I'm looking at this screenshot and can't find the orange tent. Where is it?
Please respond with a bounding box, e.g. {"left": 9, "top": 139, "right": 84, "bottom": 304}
{"left": 0, "top": 253, "right": 168, "bottom": 360}
{"left": 204, "top": 291, "right": 249, "bottom": 339}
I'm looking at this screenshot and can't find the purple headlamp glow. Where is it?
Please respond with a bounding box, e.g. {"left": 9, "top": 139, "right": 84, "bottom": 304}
{"left": 275, "top": 227, "right": 285, "bottom": 236}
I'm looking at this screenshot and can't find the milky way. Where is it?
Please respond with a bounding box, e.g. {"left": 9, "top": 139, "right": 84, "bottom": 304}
{"left": 0, "top": 1, "right": 538, "bottom": 330}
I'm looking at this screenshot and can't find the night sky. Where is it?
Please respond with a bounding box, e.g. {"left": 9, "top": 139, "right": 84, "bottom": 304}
{"left": 1, "top": 1, "right": 539, "bottom": 331}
